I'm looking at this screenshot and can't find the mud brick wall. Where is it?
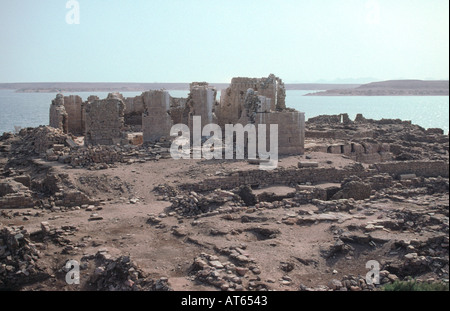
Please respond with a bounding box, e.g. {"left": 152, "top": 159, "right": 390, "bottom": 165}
{"left": 84, "top": 98, "right": 125, "bottom": 146}
{"left": 142, "top": 90, "right": 173, "bottom": 143}
{"left": 373, "top": 161, "right": 449, "bottom": 178}
{"left": 64, "top": 95, "right": 84, "bottom": 135}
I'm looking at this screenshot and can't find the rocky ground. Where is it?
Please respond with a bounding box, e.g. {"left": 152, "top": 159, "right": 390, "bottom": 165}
{"left": 0, "top": 118, "right": 448, "bottom": 291}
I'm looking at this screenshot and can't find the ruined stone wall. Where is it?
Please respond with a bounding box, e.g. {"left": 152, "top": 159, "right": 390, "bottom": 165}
{"left": 256, "top": 111, "right": 305, "bottom": 155}
{"left": 63, "top": 95, "right": 84, "bottom": 135}
{"left": 373, "top": 160, "right": 449, "bottom": 178}
{"left": 305, "top": 131, "right": 337, "bottom": 139}
{"left": 169, "top": 97, "right": 188, "bottom": 125}
{"left": 307, "top": 114, "right": 350, "bottom": 124}
{"left": 84, "top": 98, "right": 125, "bottom": 146}
{"left": 217, "top": 74, "right": 286, "bottom": 126}
{"left": 258, "top": 96, "right": 271, "bottom": 113}
{"left": 49, "top": 94, "right": 68, "bottom": 134}
{"left": 124, "top": 93, "right": 188, "bottom": 129}
{"left": 187, "top": 83, "right": 217, "bottom": 131}
{"left": 124, "top": 95, "right": 145, "bottom": 126}
{"left": 142, "top": 90, "right": 173, "bottom": 143}
{"left": 68, "top": 146, "right": 124, "bottom": 167}
{"left": 275, "top": 78, "right": 286, "bottom": 111}
{"left": 180, "top": 160, "right": 448, "bottom": 193}
{"left": 324, "top": 142, "right": 393, "bottom": 164}
{"left": 0, "top": 179, "right": 35, "bottom": 209}
{"left": 306, "top": 129, "right": 376, "bottom": 140}
{"left": 180, "top": 165, "right": 369, "bottom": 192}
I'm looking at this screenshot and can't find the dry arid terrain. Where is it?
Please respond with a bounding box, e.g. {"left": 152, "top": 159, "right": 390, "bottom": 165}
{"left": 0, "top": 115, "right": 448, "bottom": 292}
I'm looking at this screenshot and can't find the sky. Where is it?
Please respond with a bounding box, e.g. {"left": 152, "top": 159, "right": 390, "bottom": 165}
{"left": 0, "top": 0, "right": 448, "bottom": 83}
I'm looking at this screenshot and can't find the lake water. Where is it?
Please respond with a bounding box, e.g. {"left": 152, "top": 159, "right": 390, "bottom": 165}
{"left": 0, "top": 89, "right": 448, "bottom": 134}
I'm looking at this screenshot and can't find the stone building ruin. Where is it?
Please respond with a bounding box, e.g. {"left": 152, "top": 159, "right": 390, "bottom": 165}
{"left": 84, "top": 96, "right": 125, "bottom": 146}
{"left": 49, "top": 74, "right": 305, "bottom": 156}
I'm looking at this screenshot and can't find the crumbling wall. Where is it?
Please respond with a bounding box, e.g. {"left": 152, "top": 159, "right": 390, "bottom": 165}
{"left": 124, "top": 95, "right": 146, "bottom": 127}
{"left": 180, "top": 164, "right": 368, "bottom": 192}
{"left": 373, "top": 160, "right": 449, "bottom": 178}
{"left": 238, "top": 89, "right": 272, "bottom": 124}
{"left": 216, "top": 74, "right": 286, "bottom": 126}
{"left": 63, "top": 95, "right": 84, "bottom": 136}
{"left": 169, "top": 97, "right": 188, "bottom": 125}
{"left": 307, "top": 113, "right": 351, "bottom": 124}
{"left": 49, "top": 94, "right": 68, "bottom": 134}
{"left": 142, "top": 90, "right": 173, "bottom": 143}
{"left": 324, "top": 142, "right": 392, "bottom": 163}
{"left": 187, "top": 83, "right": 218, "bottom": 131}
{"left": 84, "top": 98, "right": 125, "bottom": 146}
{"left": 0, "top": 179, "right": 35, "bottom": 209}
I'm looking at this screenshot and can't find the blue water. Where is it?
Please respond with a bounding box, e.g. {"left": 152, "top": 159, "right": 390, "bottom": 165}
{"left": 288, "top": 91, "right": 449, "bottom": 133}
{"left": 0, "top": 89, "right": 448, "bottom": 134}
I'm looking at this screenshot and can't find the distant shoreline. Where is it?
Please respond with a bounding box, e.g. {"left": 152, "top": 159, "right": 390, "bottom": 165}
{"left": 305, "top": 80, "right": 449, "bottom": 96}
{"left": 0, "top": 82, "right": 361, "bottom": 93}
{"left": 1, "top": 80, "right": 448, "bottom": 95}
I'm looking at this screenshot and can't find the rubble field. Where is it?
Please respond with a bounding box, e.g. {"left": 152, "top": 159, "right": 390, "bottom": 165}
{"left": 0, "top": 115, "right": 448, "bottom": 291}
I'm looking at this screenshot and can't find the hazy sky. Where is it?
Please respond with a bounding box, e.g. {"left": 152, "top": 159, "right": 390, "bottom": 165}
{"left": 1, "top": 0, "right": 448, "bottom": 83}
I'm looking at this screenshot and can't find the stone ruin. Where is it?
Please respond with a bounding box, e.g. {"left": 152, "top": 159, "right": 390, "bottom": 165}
{"left": 49, "top": 74, "right": 305, "bottom": 156}
{"left": 84, "top": 94, "right": 126, "bottom": 146}
{"left": 49, "top": 94, "right": 84, "bottom": 136}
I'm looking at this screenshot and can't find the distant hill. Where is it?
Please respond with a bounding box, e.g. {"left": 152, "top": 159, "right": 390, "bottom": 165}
{"left": 358, "top": 80, "right": 449, "bottom": 90}
{"left": 305, "top": 80, "right": 449, "bottom": 96}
